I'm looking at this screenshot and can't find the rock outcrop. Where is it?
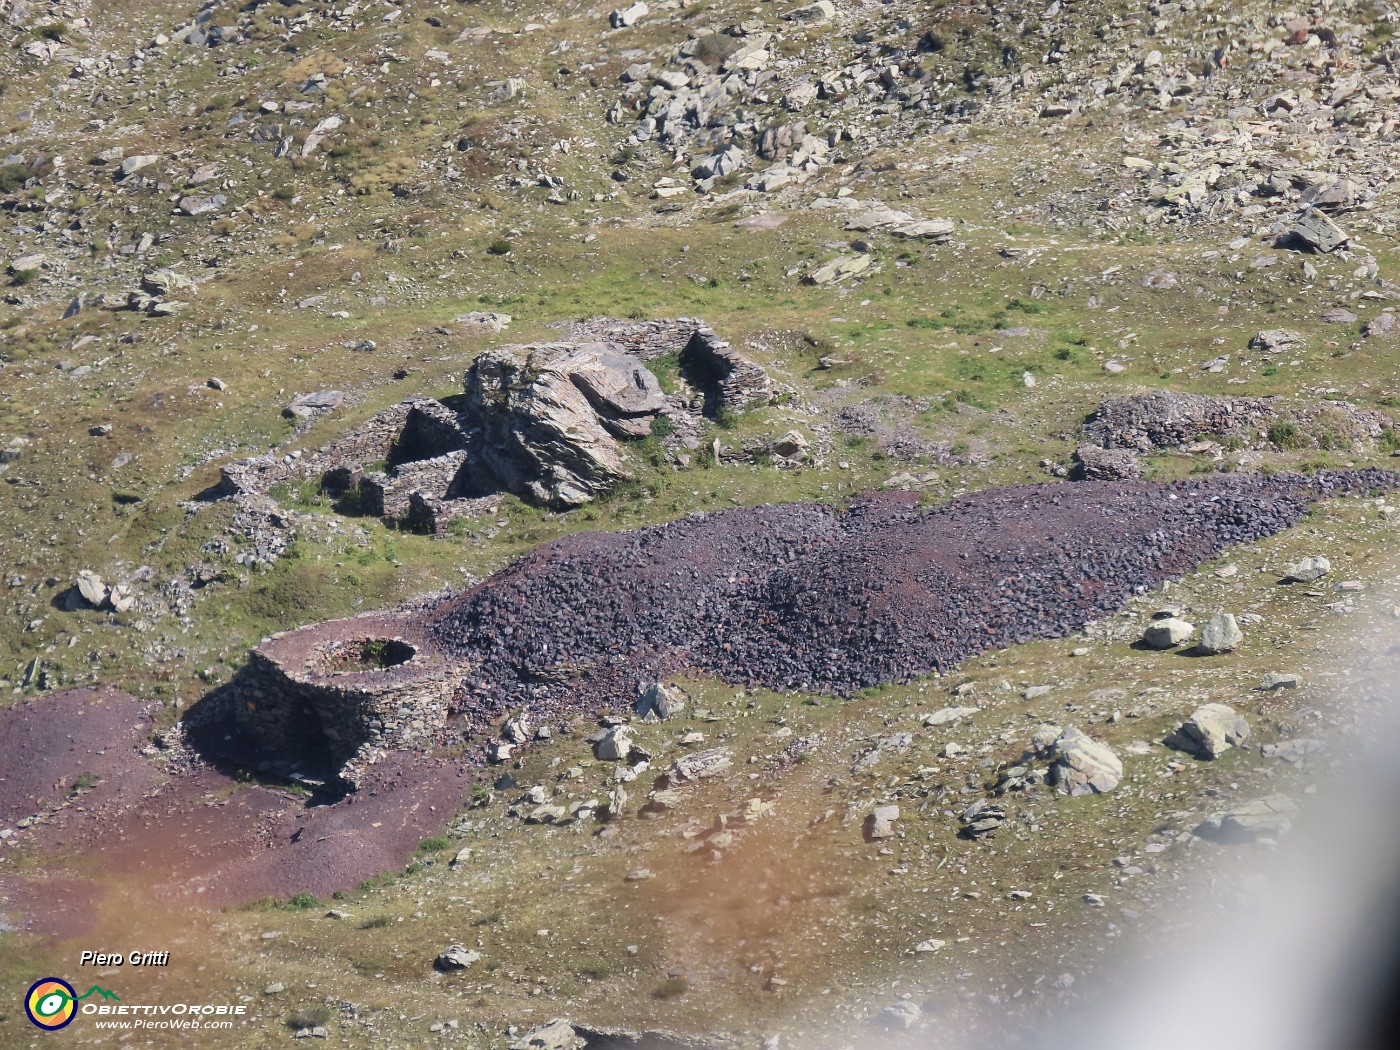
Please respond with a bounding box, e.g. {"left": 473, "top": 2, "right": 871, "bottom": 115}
{"left": 462, "top": 342, "right": 661, "bottom": 507}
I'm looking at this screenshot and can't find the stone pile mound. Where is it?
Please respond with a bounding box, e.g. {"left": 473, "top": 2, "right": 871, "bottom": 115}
{"left": 431, "top": 471, "right": 1395, "bottom": 715}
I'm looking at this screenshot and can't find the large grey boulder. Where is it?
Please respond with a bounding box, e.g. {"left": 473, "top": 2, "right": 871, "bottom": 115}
{"left": 141, "top": 268, "right": 197, "bottom": 297}
{"left": 594, "top": 725, "right": 634, "bottom": 762}
{"left": 1249, "top": 329, "right": 1302, "bottom": 353}
{"left": 609, "top": 2, "right": 648, "bottom": 28}
{"left": 119, "top": 154, "right": 159, "bottom": 177}
{"left": 922, "top": 706, "right": 978, "bottom": 727}
{"left": 511, "top": 1020, "right": 585, "bottom": 1050}
{"left": 75, "top": 570, "right": 108, "bottom": 609}
{"left": 669, "top": 747, "right": 733, "bottom": 783}
{"left": 692, "top": 144, "right": 748, "bottom": 181}
{"left": 435, "top": 944, "right": 480, "bottom": 970}
{"left": 569, "top": 350, "right": 667, "bottom": 439}
{"left": 865, "top": 804, "right": 900, "bottom": 840}
{"left": 1047, "top": 726, "right": 1122, "bottom": 796}
{"left": 1169, "top": 703, "right": 1249, "bottom": 759}
{"left": 461, "top": 344, "right": 662, "bottom": 507}
{"left": 1196, "top": 612, "right": 1243, "bottom": 655}
{"left": 785, "top": 1, "right": 836, "bottom": 26}
{"left": 284, "top": 390, "right": 346, "bottom": 420}
{"left": 1365, "top": 312, "right": 1397, "bottom": 338}
{"left": 1143, "top": 616, "right": 1194, "bottom": 649}
{"left": 874, "top": 1000, "right": 921, "bottom": 1031}
{"left": 804, "top": 253, "right": 874, "bottom": 285}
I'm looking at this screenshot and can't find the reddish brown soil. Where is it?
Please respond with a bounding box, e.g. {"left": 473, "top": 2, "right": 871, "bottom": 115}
{"left": 0, "top": 685, "right": 159, "bottom": 826}
{"left": 0, "top": 689, "right": 467, "bottom": 939}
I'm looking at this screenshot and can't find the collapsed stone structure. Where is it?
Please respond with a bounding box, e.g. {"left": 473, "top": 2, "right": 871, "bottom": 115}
{"left": 1083, "top": 390, "right": 1393, "bottom": 452}
{"left": 212, "top": 318, "right": 774, "bottom": 530}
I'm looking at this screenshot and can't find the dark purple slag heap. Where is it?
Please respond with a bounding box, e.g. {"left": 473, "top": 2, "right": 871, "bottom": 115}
{"left": 430, "top": 470, "right": 1395, "bottom": 706}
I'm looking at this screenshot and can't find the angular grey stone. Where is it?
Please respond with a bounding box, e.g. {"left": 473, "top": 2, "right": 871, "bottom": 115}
{"left": 594, "top": 725, "right": 633, "bottom": 762}
{"left": 804, "top": 254, "right": 873, "bottom": 285}
{"left": 1170, "top": 703, "right": 1249, "bottom": 759}
{"left": 284, "top": 390, "right": 347, "bottom": 419}
{"left": 1261, "top": 738, "right": 1325, "bottom": 763}
{"left": 892, "top": 218, "right": 955, "bottom": 241}
{"left": 635, "top": 682, "right": 686, "bottom": 722}
{"left": 922, "top": 706, "right": 978, "bottom": 727}
{"left": 875, "top": 1000, "right": 921, "bottom": 1031}
{"left": 75, "top": 570, "right": 108, "bottom": 608}
{"left": 843, "top": 207, "right": 915, "bottom": 232}
{"left": 1249, "top": 329, "right": 1302, "bottom": 353}
{"left": 455, "top": 311, "right": 511, "bottom": 333}
{"left": 670, "top": 747, "right": 732, "bottom": 782}
{"left": 1196, "top": 612, "right": 1243, "bottom": 655}
{"left": 119, "top": 154, "right": 159, "bottom": 177}
{"left": 1285, "top": 555, "right": 1330, "bottom": 582}
{"left": 785, "top": 0, "right": 836, "bottom": 26}
{"left": 865, "top": 804, "right": 899, "bottom": 840}
{"left": 1196, "top": 795, "right": 1298, "bottom": 843}
{"left": 140, "top": 268, "right": 197, "bottom": 297}
{"left": 1026, "top": 723, "right": 1064, "bottom": 759}
{"left": 1365, "top": 312, "right": 1397, "bottom": 338}
{"left": 1047, "top": 726, "right": 1122, "bottom": 796}
{"left": 511, "top": 1020, "right": 585, "bottom": 1050}
{"left": 1285, "top": 210, "right": 1347, "bottom": 253}
{"left": 435, "top": 944, "right": 480, "bottom": 970}
{"left": 177, "top": 194, "right": 226, "bottom": 216}
{"left": 461, "top": 343, "right": 662, "bottom": 506}
{"left": 768, "top": 430, "right": 809, "bottom": 461}
{"left": 609, "top": 2, "right": 648, "bottom": 28}
{"left": 691, "top": 144, "right": 747, "bottom": 180}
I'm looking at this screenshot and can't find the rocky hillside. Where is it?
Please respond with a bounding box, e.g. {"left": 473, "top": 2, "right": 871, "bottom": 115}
{"left": 3, "top": 0, "right": 1400, "bottom": 1047}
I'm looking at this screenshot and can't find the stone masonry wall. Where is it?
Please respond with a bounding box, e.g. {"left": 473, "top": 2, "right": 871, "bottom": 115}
{"left": 232, "top": 612, "right": 474, "bottom": 786}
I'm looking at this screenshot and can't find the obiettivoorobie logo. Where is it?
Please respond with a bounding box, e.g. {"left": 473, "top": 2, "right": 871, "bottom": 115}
{"left": 24, "top": 978, "right": 119, "bottom": 1031}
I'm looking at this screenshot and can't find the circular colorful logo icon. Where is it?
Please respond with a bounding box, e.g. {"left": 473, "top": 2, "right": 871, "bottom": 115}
{"left": 25, "top": 978, "right": 77, "bottom": 1030}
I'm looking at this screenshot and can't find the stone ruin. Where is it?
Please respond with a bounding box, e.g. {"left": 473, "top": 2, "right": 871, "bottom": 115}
{"left": 1083, "top": 389, "right": 1394, "bottom": 453}
{"left": 231, "top": 609, "right": 472, "bottom": 788}
{"left": 212, "top": 318, "right": 774, "bottom": 532}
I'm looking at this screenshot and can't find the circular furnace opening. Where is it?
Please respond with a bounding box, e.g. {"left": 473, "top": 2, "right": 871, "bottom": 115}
{"left": 319, "top": 638, "right": 417, "bottom": 676}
